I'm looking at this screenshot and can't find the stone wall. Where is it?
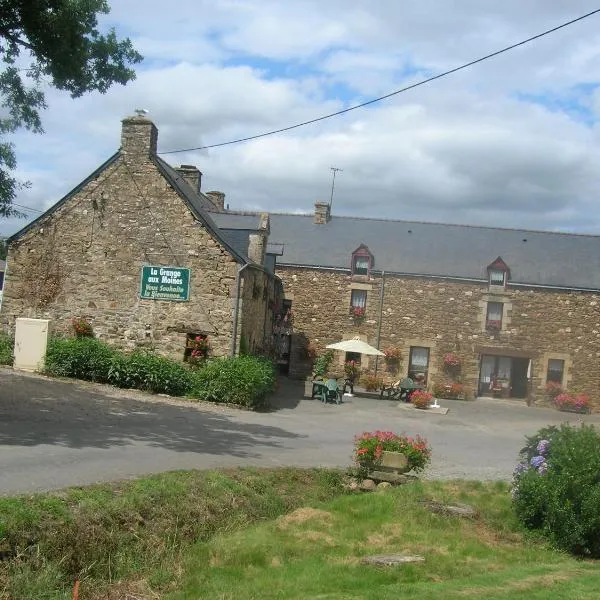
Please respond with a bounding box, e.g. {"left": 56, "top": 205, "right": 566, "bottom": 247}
{"left": 277, "top": 267, "right": 600, "bottom": 410}
{"left": 239, "top": 266, "right": 283, "bottom": 356}
{"left": 1, "top": 142, "right": 241, "bottom": 361}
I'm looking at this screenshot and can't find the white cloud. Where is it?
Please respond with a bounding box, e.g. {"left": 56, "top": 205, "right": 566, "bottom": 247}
{"left": 3, "top": 1, "right": 600, "bottom": 238}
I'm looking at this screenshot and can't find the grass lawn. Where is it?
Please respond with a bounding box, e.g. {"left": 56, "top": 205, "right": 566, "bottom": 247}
{"left": 1, "top": 472, "right": 598, "bottom": 599}
{"left": 169, "top": 480, "right": 600, "bottom": 600}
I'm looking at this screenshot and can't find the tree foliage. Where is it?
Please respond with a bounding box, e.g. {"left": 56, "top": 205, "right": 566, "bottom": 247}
{"left": 0, "top": 1, "right": 142, "bottom": 217}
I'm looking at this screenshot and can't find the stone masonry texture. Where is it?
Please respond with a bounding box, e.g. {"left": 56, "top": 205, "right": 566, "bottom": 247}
{"left": 278, "top": 266, "right": 600, "bottom": 411}
{"left": 0, "top": 118, "right": 275, "bottom": 361}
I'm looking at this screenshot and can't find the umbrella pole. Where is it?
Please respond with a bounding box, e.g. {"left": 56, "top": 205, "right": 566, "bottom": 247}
{"left": 374, "top": 271, "right": 386, "bottom": 376}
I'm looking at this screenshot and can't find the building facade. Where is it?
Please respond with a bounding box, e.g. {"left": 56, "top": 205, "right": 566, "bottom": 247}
{"left": 0, "top": 116, "right": 283, "bottom": 360}
{"left": 214, "top": 202, "right": 600, "bottom": 410}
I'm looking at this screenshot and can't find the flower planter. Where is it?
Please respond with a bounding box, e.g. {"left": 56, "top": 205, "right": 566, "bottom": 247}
{"left": 360, "top": 451, "right": 411, "bottom": 482}
{"left": 557, "top": 406, "right": 591, "bottom": 415}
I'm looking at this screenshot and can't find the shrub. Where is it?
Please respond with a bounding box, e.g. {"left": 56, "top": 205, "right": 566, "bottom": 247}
{"left": 0, "top": 330, "right": 14, "bottom": 365}
{"left": 360, "top": 372, "right": 383, "bottom": 391}
{"left": 313, "top": 350, "right": 334, "bottom": 378}
{"left": 512, "top": 424, "right": 600, "bottom": 557}
{"left": 188, "top": 356, "right": 275, "bottom": 409}
{"left": 44, "top": 337, "right": 117, "bottom": 382}
{"left": 354, "top": 430, "right": 431, "bottom": 472}
{"left": 411, "top": 389, "right": 433, "bottom": 409}
{"left": 107, "top": 351, "right": 192, "bottom": 396}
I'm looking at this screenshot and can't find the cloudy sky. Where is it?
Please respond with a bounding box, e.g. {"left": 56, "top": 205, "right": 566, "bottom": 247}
{"left": 3, "top": 1, "right": 600, "bottom": 237}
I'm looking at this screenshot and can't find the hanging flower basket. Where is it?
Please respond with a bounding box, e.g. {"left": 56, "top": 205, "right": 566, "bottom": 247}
{"left": 384, "top": 347, "right": 401, "bottom": 362}
{"left": 443, "top": 352, "right": 461, "bottom": 369}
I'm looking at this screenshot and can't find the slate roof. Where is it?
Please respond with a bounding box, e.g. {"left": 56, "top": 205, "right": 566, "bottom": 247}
{"left": 213, "top": 212, "right": 600, "bottom": 291}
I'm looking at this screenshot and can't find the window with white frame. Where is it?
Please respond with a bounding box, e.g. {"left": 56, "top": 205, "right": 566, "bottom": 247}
{"left": 486, "top": 301, "right": 503, "bottom": 330}
{"left": 408, "top": 346, "right": 430, "bottom": 384}
{"left": 489, "top": 269, "right": 506, "bottom": 286}
{"left": 352, "top": 255, "right": 370, "bottom": 276}
{"left": 350, "top": 289, "right": 367, "bottom": 317}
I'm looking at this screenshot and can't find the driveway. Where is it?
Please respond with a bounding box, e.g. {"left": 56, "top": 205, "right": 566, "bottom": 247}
{"left": 1, "top": 368, "right": 598, "bottom": 495}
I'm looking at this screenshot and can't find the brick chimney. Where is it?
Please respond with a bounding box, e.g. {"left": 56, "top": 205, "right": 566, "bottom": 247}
{"left": 247, "top": 212, "right": 270, "bottom": 265}
{"left": 314, "top": 201, "right": 331, "bottom": 224}
{"left": 206, "top": 190, "right": 225, "bottom": 212}
{"left": 176, "top": 164, "right": 202, "bottom": 193}
{"left": 120, "top": 114, "right": 158, "bottom": 157}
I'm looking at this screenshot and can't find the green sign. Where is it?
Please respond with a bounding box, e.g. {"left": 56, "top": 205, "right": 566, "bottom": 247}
{"left": 140, "top": 265, "right": 190, "bottom": 301}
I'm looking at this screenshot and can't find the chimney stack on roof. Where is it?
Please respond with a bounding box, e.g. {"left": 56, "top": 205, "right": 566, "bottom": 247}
{"left": 206, "top": 190, "right": 226, "bottom": 212}
{"left": 176, "top": 164, "right": 202, "bottom": 194}
{"left": 314, "top": 201, "right": 331, "bottom": 224}
{"left": 247, "top": 212, "right": 270, "bottom": 265}
{"left": 121, "top": 114, "right": 158, "bottom": 157}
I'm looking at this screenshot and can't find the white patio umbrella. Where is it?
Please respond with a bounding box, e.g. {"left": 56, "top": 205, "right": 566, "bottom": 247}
{"left": 326, "top": 337, "right": 384, "bottom": 356}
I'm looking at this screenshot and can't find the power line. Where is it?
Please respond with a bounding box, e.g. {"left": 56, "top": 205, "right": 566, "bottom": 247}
{"left": 12, "top": 202, "right": 44, "bottom": 214}
{"left": 159, "top": 8, "right": 600, "bottom": 155}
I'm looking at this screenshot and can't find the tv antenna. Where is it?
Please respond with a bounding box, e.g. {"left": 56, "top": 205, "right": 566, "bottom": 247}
{"left": 329, "top": 167, "right": 343, "bottom": 209}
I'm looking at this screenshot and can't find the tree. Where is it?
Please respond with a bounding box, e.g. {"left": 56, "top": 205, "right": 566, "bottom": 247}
{"left": 0, "top": 1, "right": 142, "bottom": 217}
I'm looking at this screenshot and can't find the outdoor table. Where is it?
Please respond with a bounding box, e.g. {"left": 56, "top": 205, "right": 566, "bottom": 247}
{"left": 311, "top": 380, "right": 342, "bottom": 404}
{"left": 380, "top": 378, "right": 424, "bottom": 402}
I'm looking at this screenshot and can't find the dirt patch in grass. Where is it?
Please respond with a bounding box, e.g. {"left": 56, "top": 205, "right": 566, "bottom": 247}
{"left": 277, "top": 507, "right": 333, "bottom": 528}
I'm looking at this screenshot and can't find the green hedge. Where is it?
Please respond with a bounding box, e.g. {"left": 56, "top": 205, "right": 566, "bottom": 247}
{"left": 45, "top": 337, "right": 117, "bottom": 382}
{"left": 107, "top": 351, "right": 192, "bottom": 396}
{"left": 0, "top": 330, "right": 14, "bottom": 365}
{"left": 188, "top": 356, "right": 275, "bottom": 409}
{"left": 43, "top": 337, "right": 275, "bottom": 407}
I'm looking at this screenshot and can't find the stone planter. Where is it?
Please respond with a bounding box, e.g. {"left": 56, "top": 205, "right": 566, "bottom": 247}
{"left": 557, "top": 406, "right": 591, "bottom": 415}
{"left": 360, "top": 451, "right": 411, "bottom": 483}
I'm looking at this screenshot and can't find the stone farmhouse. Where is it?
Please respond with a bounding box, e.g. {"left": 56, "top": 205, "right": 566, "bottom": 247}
{"left": 0, "top": 115, "right": 283, "bottom": 359}
{"left": 2, "top": 115, "right": 600, "bottom": 410}
{"left": 213, "top": 203, "right": 600, "bottom": 410}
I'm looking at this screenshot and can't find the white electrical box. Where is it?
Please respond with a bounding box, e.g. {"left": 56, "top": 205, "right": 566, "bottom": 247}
{"left": 13, "top": 318, "right": 50, "bottom": 372}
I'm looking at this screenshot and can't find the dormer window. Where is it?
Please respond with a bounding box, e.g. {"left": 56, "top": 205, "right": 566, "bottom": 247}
{"left": 486, "top": 257, "right": 510, "bottom": 288}
{"left": 351, "top": 244, "right": 373, "bottom": 277}
{"left": 489, "top": 269, "right": 506, "bottom": 286}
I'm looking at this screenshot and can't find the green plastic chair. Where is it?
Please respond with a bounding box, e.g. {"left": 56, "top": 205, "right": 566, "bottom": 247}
{"left": 325, "top": 379, "right": 341, "bottom": 404}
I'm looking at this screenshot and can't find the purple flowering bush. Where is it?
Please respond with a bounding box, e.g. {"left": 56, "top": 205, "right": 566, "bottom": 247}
{"left": 512, "top": 424, "right": 600, "bottom": 557}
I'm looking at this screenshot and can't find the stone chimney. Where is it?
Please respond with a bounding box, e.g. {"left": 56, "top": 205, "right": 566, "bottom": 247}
{"left": 206, "top": 190, "right": 226, "bottom": 212}
{"left": 314, "top": 201, "right": 331, "bottom": 224}
{"left": 120, "top": 114, "right": 158, "bottom": 157}
{"left": 247, "top": 212, "right": 270, "bottom": 265}
{"left": 176, "top": 164, "right": 202, "bottom": 193}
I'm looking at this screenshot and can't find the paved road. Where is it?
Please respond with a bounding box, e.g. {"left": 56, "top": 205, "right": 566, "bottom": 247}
{"left": 1, "top": 368, "right": 599, "bottom": 495}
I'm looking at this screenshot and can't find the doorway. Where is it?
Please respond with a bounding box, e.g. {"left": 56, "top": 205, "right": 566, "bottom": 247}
{"left": 478, "top": 354, "right": 530, "bottom": 399}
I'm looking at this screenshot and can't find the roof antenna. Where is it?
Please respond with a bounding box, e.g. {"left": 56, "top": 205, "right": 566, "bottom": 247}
{"left": 329, "top": 167, "right": 343, "bottom": 210}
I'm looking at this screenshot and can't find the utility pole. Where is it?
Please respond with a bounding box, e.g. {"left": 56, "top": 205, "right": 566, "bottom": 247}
{"left": 329, "top": 167, "right": 342, "bottom": 210}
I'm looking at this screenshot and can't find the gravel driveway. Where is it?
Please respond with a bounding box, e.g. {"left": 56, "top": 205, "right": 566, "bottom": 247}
{"left": 1, "top": 367, "right": 598, "bottom": 495}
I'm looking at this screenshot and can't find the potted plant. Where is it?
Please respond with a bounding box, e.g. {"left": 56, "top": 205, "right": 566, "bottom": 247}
{"left": 553, "top": 392, "right": 591, "bottom": 414}
{"left": 71, "top": 317, "right": 93, "bottom": 338}
{"left": 354, "top": 430, "right": 431, "bottom": 474}
{"left": 411, "top": 389, "right": 434, "bottom": 409}
{"left": 350, "top": 306, "right": 365, "bottom": 323}
{"left": 384, "top": 346, "right": 401, "bottom": 361}
{"left": 443, "top": 352, "right": 461, "bottom": 369}
{"left": 344, "top": 360, "right": 360, "bottom": 382}
{"left": 486, "top": 319, "right": 502, "bottom": 332}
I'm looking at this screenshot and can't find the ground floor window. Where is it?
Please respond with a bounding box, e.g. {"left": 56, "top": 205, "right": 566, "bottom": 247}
{"left": 408, "top": 346, "right": 430, "bottom": 385}
{"left": 546, "top": 358, "right": 565, "bottom": 385}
